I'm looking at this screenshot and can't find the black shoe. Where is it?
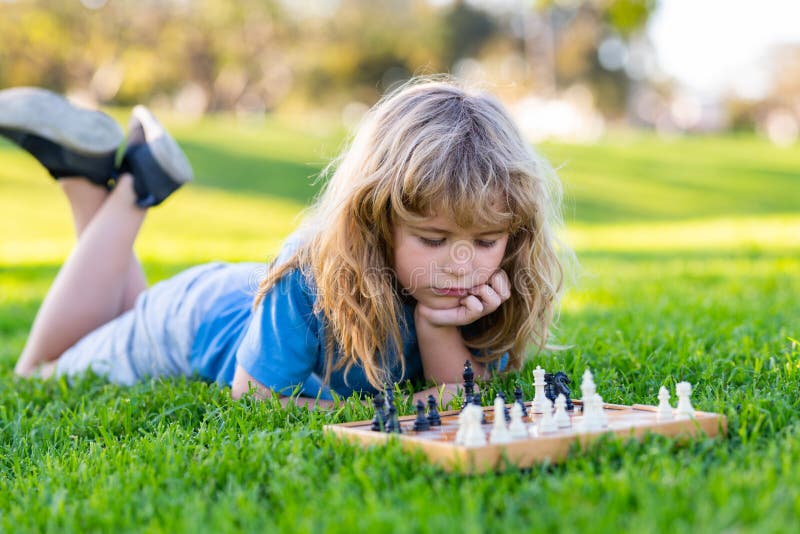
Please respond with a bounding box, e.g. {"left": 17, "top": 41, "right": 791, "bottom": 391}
{"left": 119, "top": 105, "right": 193, "bottom": 208}
{"left": 0, "top": 87, "right": 123, "bottom": 187}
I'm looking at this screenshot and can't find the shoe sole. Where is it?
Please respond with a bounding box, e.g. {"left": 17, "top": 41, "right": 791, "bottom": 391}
{"left": 0, "top": 87, "right": 123, "bottom": 155}
{"left": 130, "top": 105, "right": 193, "bottom": 184}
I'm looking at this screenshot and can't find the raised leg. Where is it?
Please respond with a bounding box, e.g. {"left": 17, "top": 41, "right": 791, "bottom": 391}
{"left": 15, "top": 174, "right": 146, "bottom": 376}
{"left": 60, "top": 178, "right": 148, "bottom": 310}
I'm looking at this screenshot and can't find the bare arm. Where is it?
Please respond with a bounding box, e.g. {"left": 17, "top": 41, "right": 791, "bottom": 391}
{"left": 231, "top": 364, "right": 334, "bottom": 409}
{"left": 414, "top": 307, "right": 489, "bottom": 383}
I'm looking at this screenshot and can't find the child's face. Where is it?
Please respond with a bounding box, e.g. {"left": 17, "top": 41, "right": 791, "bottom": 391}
{"left": 392, "top": 212, "right": 509, "bottom": 310}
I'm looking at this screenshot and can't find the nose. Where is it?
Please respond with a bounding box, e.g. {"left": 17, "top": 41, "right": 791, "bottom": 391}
{"left": 443, "top": 240, "right": 475, "bottom": 277}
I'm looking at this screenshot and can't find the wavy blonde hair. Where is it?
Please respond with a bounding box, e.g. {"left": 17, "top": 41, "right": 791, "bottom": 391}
{"left": 255, "top": 76, "right": 570, "bottom": 389}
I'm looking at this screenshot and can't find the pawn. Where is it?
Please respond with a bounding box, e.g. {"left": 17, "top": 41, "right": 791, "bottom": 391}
{"left": 371, "top": 393, "right": 386, "bottom": 432}
{"left": 508, "top": 402, "right": 529, "bottom": 439}
{"left": 462, "top": 404, "right": 487, "bottom": 447}
{"left": 580, "top": 395, "right": 602, "bottom": 432}
{"left": 489, "top": 395, "right": 512, "bottom": 444}
{"left": 538, "top": 398, "right": 557, "bottom": 433}
{"left": 498, "top": 391, "right": 511, "bottom": 422}
{"left": 675, "top": 381, "right": 695, "bottom": 417}
{"left": 514, "top": 385, "right": 528, "bottom": 418}
{"left": 385, "top": 403, "right": 401, "bottom": 433}
{"left": 426, "top": 394, "right": 441, "bottom": 426}
{"left": 594, "top": 393, "right": 609, "bottom": 428}
{"left": 554, "top": 393, "right": 571, "bottom": 428}
{"left": 472, "top": 391, "right": 486, "bottom": 424}
{"left": 413, "top": 400, "right": 430, "bottom": 431}
{"left": 656, "top": 386, "right": 674, "bottom": 421}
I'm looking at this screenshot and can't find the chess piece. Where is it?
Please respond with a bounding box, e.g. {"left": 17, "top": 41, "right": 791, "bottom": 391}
{"left": 462, "top": 404, "right": 487, "bottom": 447}
{"left": 538, "top": 398, "right": 557, "bottom": 433}
{"left": 426, "top": 394, "right": 441, "bottom": 426}
{"left": 498, "top": 391, "right": 511, "bottom": 422}
{"left": 531, "top": 365, "right": 548, "bottom": 413}
{"left": 656, "top": 386, "right": 674, "bottom": 421}
{"left": 489, "top": 395, "right": 512, "bottom": 444}
{"left": 553, "top": 371, "right": 574, "bottom": 410}
{"left": 413, "top": 400, "right": 430, "bottom": 431}
{"left": 544, "top": 373, "right": 557, "bottom": 403}
{"left": 675, "top": 381, "right": 695, "bottom": 417}
{"left": 462, "top": 360, "right": 475, "bottom": 410}
{"left": 508, "top": 402, "right": 529, "bottom": 438}
{"left": 371, "top": 393, "right": 386, "bottom": 432}
{"left": 472, "top": 391, "right": 486, "bottom": 424}
{"left": 595, "top": 394, "right": 609, "bottom": 427}
{"left": 455, "top": 408, "right": 468, "bottom": 444}
{"left": 554, "top": 393, "right": 571, "bottom": 428}
{"left": 386, "top": 403, "right": 402, "bottom": 433}
{"left": 514, "top": 385, "right": 528, "bottom": 418}
{"left": 580, "top": 393, "right": 602, "bottom": 432}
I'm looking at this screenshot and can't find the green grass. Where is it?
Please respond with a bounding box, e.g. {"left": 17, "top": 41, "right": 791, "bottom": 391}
{"left": 1, "top": 114, "right": 799, "bottom": 532}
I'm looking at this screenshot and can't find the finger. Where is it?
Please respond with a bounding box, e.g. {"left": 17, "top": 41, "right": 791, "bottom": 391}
{"left": 470, "top": 284, "right": 502, "bottom": 312}
{"left": 489, "top": 270, "right": 511, "bottom": 300}
{"left": 462, "top": 294, "right": 484, "bottom": 314}
{"left": 422, "top": 305, "right": 472, "bottom": 326}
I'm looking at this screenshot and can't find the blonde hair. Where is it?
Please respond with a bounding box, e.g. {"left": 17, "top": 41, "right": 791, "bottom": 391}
{"left": 255, "top": 75, "right": 570, "bottom": 389}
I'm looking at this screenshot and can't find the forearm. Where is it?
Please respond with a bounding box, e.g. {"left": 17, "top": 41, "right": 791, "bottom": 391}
{"left": 231, "top": 364, "right": 334, "bottom": 409}
{"left": 415, "top": 308, "right": 487, "bottom": 383}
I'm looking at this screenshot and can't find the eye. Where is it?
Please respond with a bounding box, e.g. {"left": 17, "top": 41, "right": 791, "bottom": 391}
{"left": 419, "top": 237, "right": 445, "bottom": 247}
{"left": 475, "top": 240, "right": 498, "bottom": 248}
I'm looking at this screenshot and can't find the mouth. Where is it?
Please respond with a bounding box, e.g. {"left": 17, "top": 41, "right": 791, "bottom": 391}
{"left": 431, "top": 287, "right": 470, "bottom": 297}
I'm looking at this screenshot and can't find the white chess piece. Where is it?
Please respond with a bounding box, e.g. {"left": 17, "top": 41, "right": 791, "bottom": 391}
{"left": 656, "top": 386, "right": 674, "bottom": 421}
{"left": 554, "top": 393, "right": 571, "bottom": 428}
{"left": 462, "top": 404, "right": 487, "bottom": 447}
{"left": 508, "top": 402, "right": 529, "bottom": 439}
{"left": 490, "top": 396, "right": 512, "bottom": 444}
{"left": 675, "top": 381, "right": 695, "bottom": 417}
{"left": 580, "top": 394, "right": 602, "bottom": 432}
{"left": 538, "top": 398, "right": 557, "bottom": 433}
{"left": 455, "top": 408, "right": 467, "bottom": 445}
{"left": 531, "top": 365, "right": 548, "bottom": 413}
{"left": 581, "top": 368, "right": 596, "bottom": 400}
{"left": 594, "top": 394, "right": 609, "bottom": 427}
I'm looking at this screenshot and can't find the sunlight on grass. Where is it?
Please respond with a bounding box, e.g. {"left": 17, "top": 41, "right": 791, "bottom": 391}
{"left": 567, "top": 215, "right": 800, "bottom": 252}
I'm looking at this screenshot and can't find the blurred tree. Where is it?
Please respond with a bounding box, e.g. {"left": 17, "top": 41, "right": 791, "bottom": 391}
{"left": 0, "top": 0, "right": 660, "bottom": 118}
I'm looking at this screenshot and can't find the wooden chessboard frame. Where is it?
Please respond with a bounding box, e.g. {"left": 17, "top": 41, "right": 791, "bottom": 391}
{"left": 323, "top": 400, "right": 728, "bottom": 473}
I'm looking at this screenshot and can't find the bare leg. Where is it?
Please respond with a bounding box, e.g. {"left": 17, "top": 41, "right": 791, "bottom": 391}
{"left": 60, "top": 179, "right": 148, "bottom": 310}
{"left": 15, "top": 174, "right": 146, "bottom": 376}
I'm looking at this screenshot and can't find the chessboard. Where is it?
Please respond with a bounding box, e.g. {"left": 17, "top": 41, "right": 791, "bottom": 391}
{"left": 323, "top": 399, "right": 727, "bottom": 473}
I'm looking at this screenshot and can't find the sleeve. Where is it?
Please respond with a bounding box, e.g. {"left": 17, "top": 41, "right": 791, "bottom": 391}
{"left": 235, "top": 268, "right": 321, "bottom": 395}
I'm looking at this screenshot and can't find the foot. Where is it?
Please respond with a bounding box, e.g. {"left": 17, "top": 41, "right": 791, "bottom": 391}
{"left": 119, "top": 106, "right": 194, "bottom": 208}
{"left": 0, "top": 87, "right": 123, "bottom": 187}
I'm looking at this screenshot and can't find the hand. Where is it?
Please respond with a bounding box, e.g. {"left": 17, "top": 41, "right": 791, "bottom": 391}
{"left": 416, "top": 269, "right": 511, "bottom": 328}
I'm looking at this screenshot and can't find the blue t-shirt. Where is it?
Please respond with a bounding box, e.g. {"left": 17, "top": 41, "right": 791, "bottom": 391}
{"left": 189, "top": 237, "right": 508, "bottom": 400}
{"left": 189, "top": 264, "right": 423, "bottom": 400}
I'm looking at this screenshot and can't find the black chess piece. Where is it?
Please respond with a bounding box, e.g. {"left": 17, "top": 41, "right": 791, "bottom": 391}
{"left": 514, "top": 385, "right": 528, "bottom": 418}
{"left": 371, "top": 393, "right": 386, "bottom": 432}
{"left": 386, "top": 403, "right": 402, "bottom": 433}
{"left": 544, "top": 373, "right": 557, "bottom": 403}
{"left": 426, "top": 394, "right": 441, "bottom": 426}
{"left": 462, "top": 360, "right": 475, "bottom": 410}
{"left": 498, "top": 391, "right": 511, "bottom": 422}
{"left": 384, "top": 385, "right": 400, "bottom": 433}
{"left": 413, "top": 400, "right": 430, "bottom": 431}
{"left": 553, "top": 371, "right": 574, "bottom": 411}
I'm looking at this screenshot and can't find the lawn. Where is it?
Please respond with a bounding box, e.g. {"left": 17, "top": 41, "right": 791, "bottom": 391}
{"left": 1, "top": 114, "right": 799, "bottom": 533}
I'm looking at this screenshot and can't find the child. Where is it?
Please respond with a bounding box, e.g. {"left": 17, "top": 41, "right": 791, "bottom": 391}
{"left": 6, "top": 78, "right": 567, "bottom": 407}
